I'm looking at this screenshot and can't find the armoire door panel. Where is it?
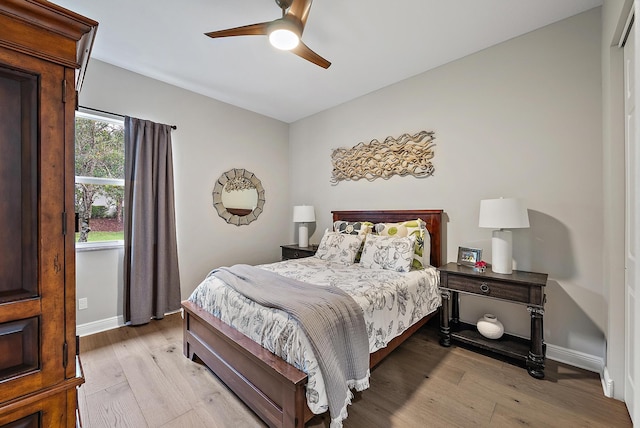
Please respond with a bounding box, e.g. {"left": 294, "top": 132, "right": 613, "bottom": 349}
{"left": 0, "top": 413, "right": 39, "bottom": 428}
{"left": 0, "top": 46, "right": 65, "bottom": 403}
{"left": 0, "top": 389, "right": 67, "bottom": 427}
{"left": 0, "top": 67, "right": 37, "bottom": 305}
{"left": 0, "top": 317, "right": 38, "bottom": 382}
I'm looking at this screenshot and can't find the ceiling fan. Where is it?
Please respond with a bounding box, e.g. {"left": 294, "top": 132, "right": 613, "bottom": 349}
{"left": 204, "top": 0, "right": 331, "bottom": 69}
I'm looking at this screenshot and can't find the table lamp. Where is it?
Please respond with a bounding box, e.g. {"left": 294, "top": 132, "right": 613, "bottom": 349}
{"left": 293, "top": 205, "right": 315, "bottom": 247}
{"left": 479, "top": 198, "right": 530, "bottom": 274}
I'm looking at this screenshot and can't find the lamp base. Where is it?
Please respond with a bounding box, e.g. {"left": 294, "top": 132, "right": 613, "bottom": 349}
{"left": 298, "top": 223, "right": 309, "bottom": 248}
{"left": 491, "top": 229, "right": 512, "bottom": 274}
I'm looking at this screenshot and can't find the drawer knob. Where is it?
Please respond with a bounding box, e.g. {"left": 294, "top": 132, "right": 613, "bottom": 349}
{"left": 294, "top": 252, "right": 299, "bottom": 258}
{"left": 480, "top": 283, "right": 490, "bottom": 294}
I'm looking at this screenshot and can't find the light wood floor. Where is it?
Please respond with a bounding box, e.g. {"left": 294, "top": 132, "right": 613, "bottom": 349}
{"left": 78, "top": 313, "right": 631, "bottom": 427}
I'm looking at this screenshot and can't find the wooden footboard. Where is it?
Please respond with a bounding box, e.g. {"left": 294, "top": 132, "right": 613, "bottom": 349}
{"left": 183, "top": 300, "right": 437, "bottom": 427}
{"left": 183, "top": 300, "right": 308, "bottom": 428}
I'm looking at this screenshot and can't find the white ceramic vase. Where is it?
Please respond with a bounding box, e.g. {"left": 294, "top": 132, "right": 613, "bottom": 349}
{"left": 477, "top": 313, "right": 504, "bottom": 339}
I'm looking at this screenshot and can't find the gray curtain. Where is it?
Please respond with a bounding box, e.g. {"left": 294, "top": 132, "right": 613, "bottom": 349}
{"left": 123, "top": 116, "right": 180, "bottom": 326}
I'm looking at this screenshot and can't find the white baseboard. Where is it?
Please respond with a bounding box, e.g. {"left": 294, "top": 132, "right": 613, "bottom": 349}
{"left": 76, "top": 316, "right": 125, "bottom": 337}
{"left": 601, "top": 366, "right": 615, "bottom": 398}
{"left": 546, "top": 343, "right": 604, "bottom": 373}
{"left": 545, "top": 344, "right": 614, "bottom": 397}
{"left": 76, "top": 310, "right": 182, "bottom": 337}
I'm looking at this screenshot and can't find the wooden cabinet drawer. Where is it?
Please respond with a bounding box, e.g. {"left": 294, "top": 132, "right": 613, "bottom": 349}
{"left": 281, "top": 245, "right": 316, "bottom": 260}
{"left": 445, "top": 275, "right": 538, "bottom": 305}
{"left": 282, "top": 248, "right": 303, "bottom": 259}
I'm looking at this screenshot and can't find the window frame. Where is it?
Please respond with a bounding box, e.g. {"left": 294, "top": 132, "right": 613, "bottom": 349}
{"left": 74, "top": 110, "right": 125, "bottom": 251}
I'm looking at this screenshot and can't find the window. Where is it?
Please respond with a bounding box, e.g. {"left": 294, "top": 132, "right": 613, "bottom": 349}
{"left": 75, "top": 111, "right": 125, "bottom": 246}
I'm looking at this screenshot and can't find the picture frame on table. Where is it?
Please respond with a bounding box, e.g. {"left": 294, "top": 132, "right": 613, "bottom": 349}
{"left": 457, "top": 246, "right": 482, "bottom": 267}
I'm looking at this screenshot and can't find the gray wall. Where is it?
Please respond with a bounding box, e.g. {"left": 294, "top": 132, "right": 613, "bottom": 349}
{"left": 76, "top": 60, "right": 290, "bottom": 328}
{"left": 77, "top": 9, "right": 611, "bottom": 367}
{"left": 289, "top": 9, "right": 605, "bottom": 358}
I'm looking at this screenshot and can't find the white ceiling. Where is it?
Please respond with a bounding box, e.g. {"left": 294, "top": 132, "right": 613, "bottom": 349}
{"left": 51, "top": 0, "right": 602, "bottom": 123}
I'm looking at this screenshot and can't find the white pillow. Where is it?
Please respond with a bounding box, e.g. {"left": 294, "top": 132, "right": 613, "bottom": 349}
{"left": 423, "top": 227, "right": 432, "bottom": 268}
{"left": 360, "top": 234, "right": 416, "bottom": 272}
{"left": 315, "top": 230, "right": 364, "bottom": 265}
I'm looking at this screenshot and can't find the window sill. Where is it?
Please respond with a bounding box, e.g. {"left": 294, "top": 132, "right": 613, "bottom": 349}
{"left": 75, "top": 241, "right": 124, "bottom": 252}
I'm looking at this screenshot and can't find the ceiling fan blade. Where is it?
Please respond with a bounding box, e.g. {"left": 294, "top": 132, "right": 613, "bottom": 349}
{"left": 291, "top": 41, "right": 331, "bottom": 69}
{"left": 286, "top": 0, "right": 312, "bottom": 30}
{"left": 205, "top": 22, "right": 270, "bottom": 39}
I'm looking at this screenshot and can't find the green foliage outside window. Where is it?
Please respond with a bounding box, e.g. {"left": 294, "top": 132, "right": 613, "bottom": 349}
{"left": 75, "top": 116, "right": 125, "bottom": 243}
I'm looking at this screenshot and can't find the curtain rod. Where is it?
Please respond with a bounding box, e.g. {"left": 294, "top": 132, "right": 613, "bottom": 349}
{"left": 78, "top": 105, "right": 177, "bottom": 130}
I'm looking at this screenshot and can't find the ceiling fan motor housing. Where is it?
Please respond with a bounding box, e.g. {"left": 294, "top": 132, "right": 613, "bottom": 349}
{"left": 275, "top": 0, "right": 294, "bottom": 10}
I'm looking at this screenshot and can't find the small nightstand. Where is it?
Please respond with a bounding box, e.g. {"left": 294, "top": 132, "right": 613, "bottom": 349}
{"left": 281, "top": 244, "right": 317, "bottom": 260}
{"left": 438, "top": 262, "right": 548, "bottom": 379}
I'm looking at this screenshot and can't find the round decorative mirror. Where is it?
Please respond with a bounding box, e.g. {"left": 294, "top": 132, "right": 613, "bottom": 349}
{"left": 212, "top": 168, "right": 265, "bottom": 226}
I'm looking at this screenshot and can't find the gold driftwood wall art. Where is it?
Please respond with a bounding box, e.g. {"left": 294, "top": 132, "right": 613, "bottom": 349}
{"left": 330, "top": 131, "right": 435, "bottom": 184}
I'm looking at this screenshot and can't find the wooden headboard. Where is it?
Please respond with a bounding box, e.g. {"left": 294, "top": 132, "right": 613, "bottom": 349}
{"left": 332, "top": 210, "right": 443, "bottom": 268}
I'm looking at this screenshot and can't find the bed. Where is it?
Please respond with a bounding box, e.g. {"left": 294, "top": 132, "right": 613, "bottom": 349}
{"left": 182, "top": 209, "right": 443, "bottom": 427}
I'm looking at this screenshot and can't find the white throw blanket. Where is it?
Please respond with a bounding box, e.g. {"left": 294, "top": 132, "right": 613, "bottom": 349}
{"left": 209, "top": 264, "right": 370, "bottom": 428}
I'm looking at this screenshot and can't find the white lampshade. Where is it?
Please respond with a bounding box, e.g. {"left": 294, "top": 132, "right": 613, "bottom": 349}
{"left": 479, "top": 198, "right": 530, "bottom": 229}
{"left": 293, "top": 205, "right": 315, "bottom": 248}
{"left": 479, "top": 198, "right": 529, "bottom": 275}
{"left": 293, "top": 205, "right": 315, "bottom": 223}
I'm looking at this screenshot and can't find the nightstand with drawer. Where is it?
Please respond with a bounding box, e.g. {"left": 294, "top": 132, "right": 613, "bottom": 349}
{"left": 438, "top": 262, "right": 548, "bottom": 379}
{"left": 281, "top": 244, "right": 317, "bottom": 260}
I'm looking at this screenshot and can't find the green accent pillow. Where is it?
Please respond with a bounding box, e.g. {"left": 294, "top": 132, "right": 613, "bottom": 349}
{"left": 374, "top": 219, "right": 430, "bottom": 269}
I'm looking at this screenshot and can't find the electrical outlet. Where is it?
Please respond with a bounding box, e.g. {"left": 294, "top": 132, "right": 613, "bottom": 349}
{"left": 78, "top": 297, "right": 88, "bottom": 310}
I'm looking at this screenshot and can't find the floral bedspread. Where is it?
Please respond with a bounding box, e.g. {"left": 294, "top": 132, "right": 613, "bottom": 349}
{"left": 187, "top": 256, "right": 440, "bottom": 414}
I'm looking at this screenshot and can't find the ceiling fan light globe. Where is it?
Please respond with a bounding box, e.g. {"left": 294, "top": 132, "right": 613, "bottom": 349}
{"left": 269, "top": 28, "right": 299, "bottom": 50}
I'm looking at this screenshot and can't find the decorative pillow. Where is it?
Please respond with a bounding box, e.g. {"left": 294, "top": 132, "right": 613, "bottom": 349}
{"left": 333, "top": 221, "right": 373, "bottom": 263}
{"left": 359, "top": 234, "right": 416, "bottom": 272}
{"left": 315, "top": 230, "right": 364, "bottom": 265}
{"left": 374, "top": 219, "right": 431, "bottom": 269}
{"left": 333, "top": 221, "right": 373, "bottom": 236}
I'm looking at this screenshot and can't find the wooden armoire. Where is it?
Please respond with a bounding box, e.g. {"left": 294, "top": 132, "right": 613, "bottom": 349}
{"left": 0, "top": 1, "right": 97, "bottom": 426}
